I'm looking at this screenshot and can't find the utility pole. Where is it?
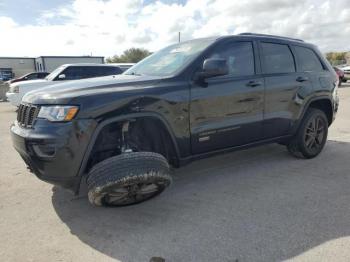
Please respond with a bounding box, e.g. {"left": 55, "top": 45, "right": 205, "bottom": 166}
{"left": 178, "top": 32, "right": 181, "bottom": 43}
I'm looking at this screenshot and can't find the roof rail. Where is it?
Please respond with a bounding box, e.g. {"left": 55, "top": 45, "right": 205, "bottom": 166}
{"left": 238, "top": 33, "right": 304, "bottom": 42}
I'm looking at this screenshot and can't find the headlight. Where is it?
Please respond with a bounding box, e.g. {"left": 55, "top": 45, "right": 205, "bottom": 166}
{"left": 37, "top": 106, "right": 79, "bottom": 122}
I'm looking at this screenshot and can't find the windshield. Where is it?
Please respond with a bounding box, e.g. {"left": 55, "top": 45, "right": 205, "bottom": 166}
{"left": 124, "top": 39, "right": 215, "bottom": 77}
{"left": 45, "top": 65, "right": 66, "bottom": 81}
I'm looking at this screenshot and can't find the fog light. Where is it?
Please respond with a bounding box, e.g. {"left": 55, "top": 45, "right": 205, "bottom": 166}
{"left": 32, "top": 144, "right": 56, "bottom": 158}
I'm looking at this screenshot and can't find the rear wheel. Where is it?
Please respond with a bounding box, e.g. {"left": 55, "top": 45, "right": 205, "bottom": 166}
{"left": 287, "top": 108, "right": 328, "bottom": 159}
{"left": 87, "top": 152, "right": 172, "bottom": 207}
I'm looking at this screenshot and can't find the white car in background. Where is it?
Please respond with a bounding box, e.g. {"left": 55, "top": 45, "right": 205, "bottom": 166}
{"left": 341, "top": 65, "right": 350, "bottom": 81}
{"left": 6, "top": 63, "right": 123, "bottom": 107}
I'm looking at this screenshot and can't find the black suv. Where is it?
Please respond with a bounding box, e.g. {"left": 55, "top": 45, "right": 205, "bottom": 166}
{"left": 9, "top": 72, "right": 50, "bottom": 84}
{"left": 11, "top": 33, "right": 339, "bottom": 207}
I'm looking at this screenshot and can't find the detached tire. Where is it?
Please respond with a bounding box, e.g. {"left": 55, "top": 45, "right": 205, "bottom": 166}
{"left": 87, "top": 152, "right": 172, "bottom": 207}
{"left": 287, "top": 108, "right": 328, "bottom": 159}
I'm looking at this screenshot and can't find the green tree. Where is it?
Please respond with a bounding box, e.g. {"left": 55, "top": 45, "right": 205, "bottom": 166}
{"left": 106, "top": 48, "right": 151, "bottom": 63}
{"left": 326, "top": 52, "right": 347, "bottom": 65}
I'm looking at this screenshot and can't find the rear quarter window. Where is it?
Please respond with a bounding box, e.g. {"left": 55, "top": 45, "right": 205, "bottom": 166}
{"left": 293, "top": 46, "right": 324, "bottom": 72}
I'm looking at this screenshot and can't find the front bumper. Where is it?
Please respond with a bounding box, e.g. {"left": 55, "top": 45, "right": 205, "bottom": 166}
{"left": 11, "top": 118, "right": 97, "bottom": 192}
{"left": 6, "top": 92, "right": 21, "bottom": 107}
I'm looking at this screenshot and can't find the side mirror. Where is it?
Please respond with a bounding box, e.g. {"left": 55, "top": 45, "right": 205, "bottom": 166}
{"left": 202, "top": 58, "right": 228, "bottom": 78}
{"left": 58, "top": 74, "right": 66, "bottom": 79}
{"left": 194, "top": 58, "right": 228, "bottom": 86}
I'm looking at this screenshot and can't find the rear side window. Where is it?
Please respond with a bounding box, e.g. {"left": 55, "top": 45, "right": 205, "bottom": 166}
{"left": 261, "top": 42, "right": 295, "bottom": 74}
{"left": 207, "top": 41, "right": 255, "bottom": 77}
{"left": 294, "top": 46, "right": 324, "bottom": 72}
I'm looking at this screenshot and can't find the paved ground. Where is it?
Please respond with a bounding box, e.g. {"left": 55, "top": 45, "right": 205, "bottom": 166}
{"left": 1, "top": 84, "right": 350, "bottom": 262}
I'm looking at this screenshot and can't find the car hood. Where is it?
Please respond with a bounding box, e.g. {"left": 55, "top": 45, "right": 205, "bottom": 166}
{"left": 10, "top": 79, "right": 52, "bottom": 88}
{"left": 22, "top": 74, "right": 164, "bottom": 105}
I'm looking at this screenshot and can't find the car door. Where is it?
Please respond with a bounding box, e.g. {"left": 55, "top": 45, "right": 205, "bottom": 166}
{"left": 190, "top": 41, "right": 264, "bottom": 154}
{"left": 292, "top": 45, "right": 330, "bottom": 92}
{"left": 259, "top": 41, "right": 308, "bottom": 139}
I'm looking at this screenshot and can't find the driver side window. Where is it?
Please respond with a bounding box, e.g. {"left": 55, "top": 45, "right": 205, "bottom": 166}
{"left": 207, "top": 41, "right": 255, "bottom": 77}
{"left": 59, "top": 66, "right": 85, "bottom": 80}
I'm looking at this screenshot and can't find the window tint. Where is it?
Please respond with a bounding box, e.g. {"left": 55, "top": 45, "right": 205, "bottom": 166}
{"left": 82, "top": 67, "right": 99, "bottom": 78}
{"left": 26, "top": 73, "right": 37, "bottom": 80}
{"left": 38, "top": 73, "right": 48, "bottom": 78}
{"left": 294, "top": 46, "right": 324, "bottom": 72}
{"left": 97, "top": 66, "right": 122, "bottom": 76}
{"left": 207, "top": 42, "right": 255, "bottom": 77}
{"left": 59, "top": 66, "right": 123, "bottom": 80}
{"left": 261, "top": 43, "right": 295, "bottom": 74}
{"left": 82, "top": 66, "right": 122, "bottom": 78}
{"left": 71, "top": 67, "right": 99, "bottom": 79}
{"left": 119, "top": 66, "right": 132, "bottom": 72}
{"left": 60, "top": 66, "right": 86, "bottom": 80}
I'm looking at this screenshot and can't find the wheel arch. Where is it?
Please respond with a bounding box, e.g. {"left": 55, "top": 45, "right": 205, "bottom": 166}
{"left": 74, "top": 112, "right": 181, "bottom": 194}
{"left": 297, "top": 96, "right": 334, "bottom": 129}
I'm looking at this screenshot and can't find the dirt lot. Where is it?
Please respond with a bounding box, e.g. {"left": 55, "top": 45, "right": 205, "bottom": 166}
{"left": 1, "top": 84, "right": 350, "bottom": 262}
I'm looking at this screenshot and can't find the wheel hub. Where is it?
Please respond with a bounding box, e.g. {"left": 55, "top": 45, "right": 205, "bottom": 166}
{"left": 104, "top": 182, "right": 161, "bottom": 206}
{"left": 305, "top": 116, "right": 325, "bottom": 150}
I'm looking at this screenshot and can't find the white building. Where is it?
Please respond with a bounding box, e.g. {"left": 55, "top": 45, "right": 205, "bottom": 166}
{"left": 0, "top": 56, "right": 104, "bottom": 79}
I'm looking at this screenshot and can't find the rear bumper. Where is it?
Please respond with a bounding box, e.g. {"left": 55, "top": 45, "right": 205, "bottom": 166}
{"left": 11, "top": 118, "right": 97, "bottom": 192}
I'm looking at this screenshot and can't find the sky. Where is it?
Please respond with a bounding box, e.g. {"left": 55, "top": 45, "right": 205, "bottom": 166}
{"left": 0, "top": 0, "right": 349, "bottom": 58}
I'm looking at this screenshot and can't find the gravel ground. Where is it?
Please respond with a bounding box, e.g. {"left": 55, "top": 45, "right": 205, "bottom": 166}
{"left": 1, "top": 84, "right": 350, "bottom": 262}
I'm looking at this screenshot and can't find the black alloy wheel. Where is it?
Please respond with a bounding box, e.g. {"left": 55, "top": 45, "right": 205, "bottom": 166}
{"left": 303, "top": 115, "right": 326, "bottom": 155}
{"left": 102, "top": 181, "right": 166, "bottom": 206}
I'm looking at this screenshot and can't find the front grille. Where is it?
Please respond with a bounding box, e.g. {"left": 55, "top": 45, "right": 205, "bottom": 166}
{"left": 17, "top": 104, "right": 40, "bottom": 128}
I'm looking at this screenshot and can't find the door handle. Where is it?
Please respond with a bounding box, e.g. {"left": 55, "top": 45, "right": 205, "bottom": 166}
{"left": 296, "top": 76, "right": 309, "bottom": 82}
{"left": 246, "top": 81, "right": 262, "bottom": 87}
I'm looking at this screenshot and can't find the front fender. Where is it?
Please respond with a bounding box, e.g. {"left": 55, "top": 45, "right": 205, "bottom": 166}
{"left": 74, "top": 112, "right": 181, "bottom": 194}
